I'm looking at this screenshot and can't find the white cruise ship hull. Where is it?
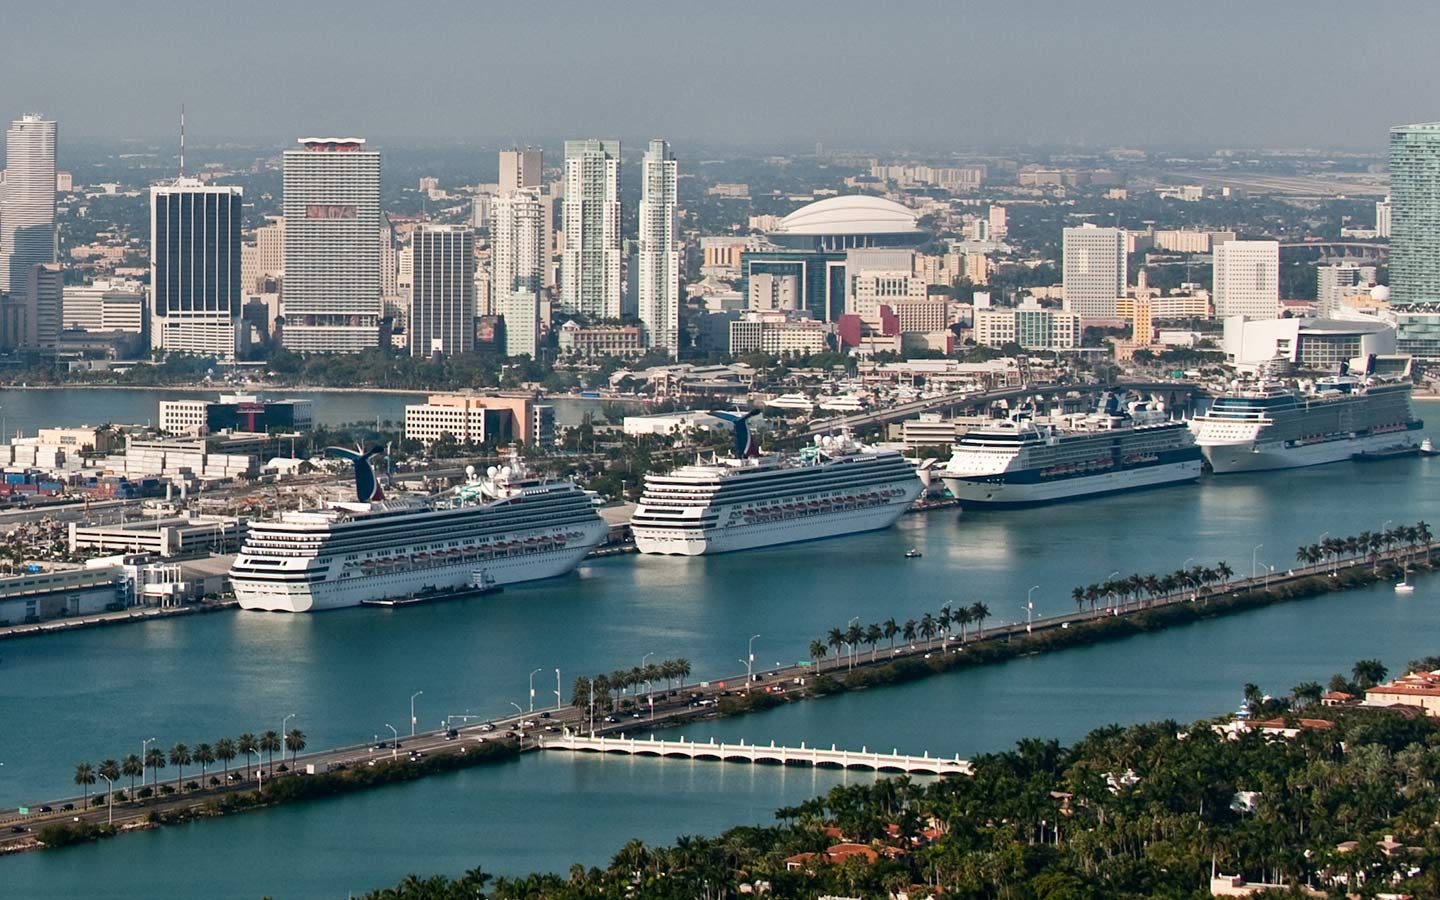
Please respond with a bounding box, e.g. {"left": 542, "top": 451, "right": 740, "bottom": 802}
{"left": 233, "top": 520, "right": 608, "bottom": 613}
{"left": 942, "top": 459, "right": 1202, "bottom": 507}
{"left": 1202, "top": 431, "right": 1422, "bottom": 474}
{"left": 633, "top": 488, "right": 920, "bottom": 556}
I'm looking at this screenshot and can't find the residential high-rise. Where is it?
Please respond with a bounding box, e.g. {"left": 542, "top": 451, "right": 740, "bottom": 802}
{"left": 491, "top": 188, "right": 545, "bottom": 301}
{"left": 637, "top": 139, "right": 680, "bottom": 354}
{"left": 281, "top": 138, "right": 381, "bottom": 352}
{"left": 1376, "top": 196, "right": 1392, "bottom": 240}
{"left": 1390, "top": 123, "right": 1440, "bottom": 305}
{"left": 0, "top": 115, "right": 58, "bottom": 296}
{"left": 499, "top": 147, "right": 543, "bottom": 195}
{"left": 1061, "top": 224, "right": 1126, "bottom": 319}
{"left": 24, "top": 263, "right": 62, "bottom": 351}
{"left": 1213, "top": 240, "right": 1279, "bottom": 320}
{"left": 503, "top": 292, "right": 540, "bottom": 358}
{"left": 561, "top": 139, "right": 621, "bottom": 318}
{"left": 150, "top": 178, "right": 244, "bottom": 358}
{"left": 1316, "top": 262, "right": 1377, "bottom": 317}
{"left": 410, "top": 225, "right": 475, "bottom": 357}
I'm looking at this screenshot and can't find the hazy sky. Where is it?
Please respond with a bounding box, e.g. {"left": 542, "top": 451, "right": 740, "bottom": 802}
{"left": 2, "top": 0, "right": 1437, "bottom": 151}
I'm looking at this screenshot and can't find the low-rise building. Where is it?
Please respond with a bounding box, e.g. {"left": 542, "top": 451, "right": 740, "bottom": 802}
{"left": 68, "top": 515, "right": 245, "bottom": 559}
{"left": 403, "top": 393, "right": 544, "bottom": 446}
{"left": 1366, "top": 670, "right": 1440, "bottom": 715}
{"left": 973, "top": 301, "right": 1081, "bottom": 350}
{"left": 556, "top": 321, "right": 645, "bottom": 358}
{"left": 729, "top": 311, "right": 831, "bottom": 356}
{"left": 159, "top": 395, "right": 313, "bottom": 435}
{"left": 0, "top": 565, "right": 126, "bottom": 626}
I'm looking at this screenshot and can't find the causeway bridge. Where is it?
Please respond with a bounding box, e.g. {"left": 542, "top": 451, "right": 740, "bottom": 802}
{"left": 540, "top": 733, "right": 972, "bottom": 776}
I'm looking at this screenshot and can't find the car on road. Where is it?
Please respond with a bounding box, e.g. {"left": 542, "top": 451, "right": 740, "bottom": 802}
{"left": 38, "top": 806, "right": 52, "bottom": 813}
{"left": 9, "top": 825, "right": 26, "bottom": 833}
{"left": 479, "top": 723, "right": 495, "bottom": 732}
{"left": 61, "top": 804, "right": 74, "bottom": 811}
{"left": 539, "top": 711, "right": 551, "bottom": 719}
{"left": 444, "top": 729, "right": 458, "bottom": 740}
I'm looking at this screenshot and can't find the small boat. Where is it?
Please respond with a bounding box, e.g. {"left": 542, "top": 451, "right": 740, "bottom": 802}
{"left": 905, "top": 548, "right": 923, "bottom": 559}
{"left": 1422, "top": 438, "right": 1438, "bottom": 456}
{"left": 1396, "top": 565, "right": 1415, "bottom": 594}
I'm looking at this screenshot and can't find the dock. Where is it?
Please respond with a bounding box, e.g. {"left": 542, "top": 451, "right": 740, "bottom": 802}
{"left": 539, "top": 733, "right": 972, "bottom": 776}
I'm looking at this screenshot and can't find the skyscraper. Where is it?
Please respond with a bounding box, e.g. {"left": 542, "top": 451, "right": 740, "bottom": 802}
{"left": 1061, "top": 224, "right": 1126, "bottom": 319}
{"left": 24, "top": 263, "right": 61, "bottom": 351}
{"left": 499, "top": 147, "right": 542, "bottom": 195}
{"left": 150, "top": 178, "right": 244, "bottom": 359}
{"left": 1389, "top": 123, "right": 1440, "bottom": 305}
{"left": 0, "top": 115, "right": 57, "bottom": 297}
{"left": 561, "top": 139, "right": 621, "bottom": 318}
{"left": 503, "top": 291, "right": 540, "bottom": 358}
{"left": 637, "top": 139, "right": 680, "bottom": 354}
{"left": 281, "top": 138, "right": 381, "bottom": 353}
{"left": 410, "top": 224, "right": 475, "bottom": 357}
{"left": 491, "top": 188, "right": 545, "bottom": 301}
{"left": 1213, "top": 240, "right": 1279, "bottom": 320}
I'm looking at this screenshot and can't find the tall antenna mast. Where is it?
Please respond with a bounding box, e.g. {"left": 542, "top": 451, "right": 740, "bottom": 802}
{"left": 179, "top": 104, "right": 186, "bottom": 178}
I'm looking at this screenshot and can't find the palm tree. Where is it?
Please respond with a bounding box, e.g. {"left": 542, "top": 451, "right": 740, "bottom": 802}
{"left": 238, "top": 733, "right": 258, "bottom": 777}
{"left": 882, "top": 617, "right": 899, "bottom": 650}
{"left": 144, "top": 747, "right": 165, "bottom": 788}
{"left": 121, "top": 754, "right": 143, "bottom": 796}
{"left": 1216, "top": 561, "right": 1234, "bottom": 587}
{"left": 98, "top": 758, "right": 120, "bottom": 798}
{"left": 169, "top": 743, "right": 191, "bottom": 792}
{"left": 844, "top": 622, "right": 863, "bottom": 663}
{"left": 674, "top": 658, "right": 691, "bottom": 690}
{"left": 865, "top": 623, "right": 883, "bottom": 660}
{"left": 1352, "top": 659, "right": 1388, "bottom": 690}
{"left": 73, "top": 762, "right": 95, "bottom": 807}
{"left": 969, "top": 602, "right": 990, "bottom": 637}
{"left": 902, "top": 618, "right": 918, "bottom": 646}
{"left": 214, "top": 738, "right": 236, "bottom": 783}
{"left": 259, "top": 731, "right": 281, "bottom": 777}
{"left": 955, "top": 606, "right": 973, "bottom": 642}
{"left": 826, "top": 627, "right": 845, "bottom": 667}
{"left": 808, "top": 639, "right": 827, "bottom": 674}
{"left": 937, "top": 605, "right": 952, "bottom": 640}
{"left": 1071, "top": 586, "right": 1086, "bottom": 615}
{"left": 193, "top": 743, "right": 215, "bottom": 784}
{"left": 1291, "top": 681, "right": 1324, "bottom": 709}
{"left": 285, "top": 729, "right": 307, "bottom": 764}
{"left": 919, "top": 613, "right": 936, "bottom": 646}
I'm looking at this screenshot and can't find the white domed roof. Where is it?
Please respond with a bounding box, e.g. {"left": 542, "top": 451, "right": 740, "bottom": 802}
{"left": 1371, "top": 284, "right": 1391, "bottom": 301}
{"left": 775, "top": 195, "right": 920, "bottom": 236}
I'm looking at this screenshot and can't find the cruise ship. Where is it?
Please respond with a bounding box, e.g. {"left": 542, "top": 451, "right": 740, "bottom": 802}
{"left": 230, "top": 448, "right": 607, "bottom": 612}
{"left": 940, "top": 394, "right": 1203, "bottom": 507}
{"left": 631, "top": 411, "right": 923, "bottom": 556}
{"left": 1189, "top": 373, "right": 1424, "bottom": 473}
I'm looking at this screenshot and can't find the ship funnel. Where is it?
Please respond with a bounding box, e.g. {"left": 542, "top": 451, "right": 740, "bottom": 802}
{"left": 325, "top": 446, "right": 385, "bottom": 502}
{"left": 711, "top": 409, "right": 762, "bottom": 458}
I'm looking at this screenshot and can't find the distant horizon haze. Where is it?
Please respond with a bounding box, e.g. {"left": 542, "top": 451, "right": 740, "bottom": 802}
{"left": 1, "top": 1, "right": 1437, "bottom": 153}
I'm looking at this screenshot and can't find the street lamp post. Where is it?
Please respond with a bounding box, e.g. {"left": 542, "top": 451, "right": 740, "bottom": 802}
{"left": 509, "top": 702, "right": 523, "bottom": 716}
{"left": 847, "top": 617, "right": 859, "bottom": 666}
{"left": 282, "top": 713, "right": 296, "bottom": 743}
{"left": 1106, "top": 571, "right": 1120, "bottom": 613}
{"left": 1252, "top": 544, "right": 1263, "bottom": 580}
{"left": 98, "top": 774, "right": 113, "bottom": 825}
{"left": 1026, "top": 585, "right": 1040, "bottom": 633}
{"left": 384, "top": 724, "right": 399, "bottom": 758}
{"left": 746, "top": 633, "right": 761, "bottom": 693}
{"left": 1319, "top": 532, "right": 1330, "bottom": 574}
{"left": 1265, "top": 564, "right": 1275, "bottom": 590}
{"left": 528, "top": 669, "right": 541, "bottom": 713}
{"left": 554, "top": 668, "right": 562, "bottom": 712}
{"left": 142, "top": 737, "right": 156, "bottom": 786}
{"left": 409, "top": 692, "right": 423, "bottom": 737}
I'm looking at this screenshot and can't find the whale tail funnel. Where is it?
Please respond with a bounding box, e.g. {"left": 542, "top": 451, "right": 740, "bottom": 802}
{"left": 710, "top": 409, "right": 762, "bottom": 458}
{"left": 325, "top": 446, "right": 386, "bottom": 502}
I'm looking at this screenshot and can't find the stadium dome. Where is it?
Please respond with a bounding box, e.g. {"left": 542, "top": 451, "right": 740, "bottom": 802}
{"left": 769, "top": 196, "right": 927, "bottom": 250}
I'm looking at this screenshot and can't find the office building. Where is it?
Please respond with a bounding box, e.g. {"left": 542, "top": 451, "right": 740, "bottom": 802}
{"left": 159, "top": 394, "right": 313, "bottom": 433}
{"left": 1376, "top": 196, "right": 1392, "bottom": 239}
{"left": 404, "top": 393, "right": 543, "bottom": 446}
{"left": 499, "top": 147, "right": 543, "bottom": 194}
{"left": 637, "top": 139, "right": 680, "bottom": 354}
{"left": 62, "top": 279, "right": 146, "bottom": 334}
{"left": 150, "top": 178, "right": 243, "bottom": 359}
{"left": 1212, "top": 240, "right": 1279, "bottom": 319}
{"left": 281, "top": 138, "right": 381, "bottom": 352}
{"left": 24, "top": 263, "right": 62, "bottom": 351}
{"left": 251, "top": 217, "right": 285, "bottom": 291}
{"left": 1390, "top": 123, "right": 1440, "bottom": 304}
{"left": 556, "top": 320, "right": 643, "bottom": 357}
{"left": 1062, "top": 224, "right": 1126, "bottom": 319}
{"left": 1316, "top": 263, "right": 1377, "bottom": 317}
{"left": 973, "top": 301, "right": 1080, "bottom": 351}
{"left": 410, "top": 224, "right": 475, "bottom": 357}
{"left": 987, "top": 205, "right": 1008, "bottom": 237}
{"left": 0, "top": 115, "right": 57, "bottom": 297}
{"left": 561, "top": 139, "right": 621, "bottom": 317}
{"left": 491, "top": 188, "right": 545, "bottom": 299}
{"left": 728, "top": 310, "right": 831, "bottom": 355}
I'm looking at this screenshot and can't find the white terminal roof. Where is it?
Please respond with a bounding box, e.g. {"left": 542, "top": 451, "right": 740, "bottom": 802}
{"left": 774, "top": 195, "right": 920, "bottom": 236}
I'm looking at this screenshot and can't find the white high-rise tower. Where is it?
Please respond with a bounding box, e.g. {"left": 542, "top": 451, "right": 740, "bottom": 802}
{"left": 499, "top": 147, "right": 543, "bottom": 195}
{"left": 1213, "top": 240, "right": 1279, "bottom": 320}
{"left": 1061, "top": 224, "right": 1126, "bottom": 320}
{"left": 637, "top": 139, "right": 680, "bottom": 355}
{"left": 492, "top": 188, "right": 545, "bottom": 299}
{"left": 281, "top": 138, "right": 381, "bottom": 353}
{"left": 1, "top": 115, "right": 58, "bottom": 296}
{"left": 561, "top": 139, "right": 621, "bottom": 318}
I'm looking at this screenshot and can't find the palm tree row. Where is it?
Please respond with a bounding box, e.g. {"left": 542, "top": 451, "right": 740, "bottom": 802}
{"left": 1069, "top": 561, "right": 1235, "bottom": 617}
{"left": 76, "top": 728, "right": 308, "bottom": 804}
{"left": 1295, "top": 521, "right": 1432, "bottom": 571}
{"left": 811, "top": 601, "right": 993, "bottom": 673}
{"left": 571, "top": 658, "right": 691, "bottom": 709}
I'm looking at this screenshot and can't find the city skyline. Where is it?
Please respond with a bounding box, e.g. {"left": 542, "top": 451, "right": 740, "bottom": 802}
{"left": 3, "top": 2, "right": 1440, "bottom": 150}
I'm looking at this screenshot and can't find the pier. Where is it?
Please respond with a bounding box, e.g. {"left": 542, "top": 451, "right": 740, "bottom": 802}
{"left": 540, "top": 733, "right": 972, "bottom": 775}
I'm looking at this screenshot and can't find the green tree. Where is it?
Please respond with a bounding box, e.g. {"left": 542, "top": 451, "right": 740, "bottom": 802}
{"left": 73, "top": 762, "right": 95, "bottom": 807}
{"left": 121, "top": 754, "right": 143, "bottom": 796}
{"left": 809, "top": 640, "right": 827, "bottom": 674}
{"left": 214, "top": 738, "right": 237, "bottom": 782}
{"left": 285, "top": 729, "right": 307, "bottom": 764}
{"left": 169, "top": 743, "right": 191, "bottom": 793}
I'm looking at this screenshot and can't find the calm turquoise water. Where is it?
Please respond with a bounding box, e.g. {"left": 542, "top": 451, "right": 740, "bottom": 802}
{"left": 0, "top": 394, "right": 1437, "bottom": 898}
